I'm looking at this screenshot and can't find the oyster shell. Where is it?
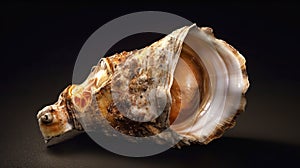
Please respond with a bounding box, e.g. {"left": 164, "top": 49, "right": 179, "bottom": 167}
{"left": 37, "top": 24, "right": 249, "bottom": 146}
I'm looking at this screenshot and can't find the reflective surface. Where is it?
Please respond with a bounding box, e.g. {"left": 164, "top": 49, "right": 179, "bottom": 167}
{"left": 1, "top": 132, "right": 299, "bottom": 167}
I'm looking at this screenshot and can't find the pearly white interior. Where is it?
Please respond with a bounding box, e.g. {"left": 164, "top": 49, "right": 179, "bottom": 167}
{"left": 170, "top": 25, "right": 244, "bottom": 143}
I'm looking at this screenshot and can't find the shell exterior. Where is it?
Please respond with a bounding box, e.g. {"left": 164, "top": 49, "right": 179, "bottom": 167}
{"left": 37, "top": 24, "right": 249, "bottom": 145}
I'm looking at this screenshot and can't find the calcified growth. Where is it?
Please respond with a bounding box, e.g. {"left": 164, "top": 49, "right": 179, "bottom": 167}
{"left": 37, "top": 24, "right": 249, "bottom": 145}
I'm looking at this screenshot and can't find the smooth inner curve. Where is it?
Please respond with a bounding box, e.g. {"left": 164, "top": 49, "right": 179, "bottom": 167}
{"left": 169, "top": 44, "right": 211, "bottom": 125}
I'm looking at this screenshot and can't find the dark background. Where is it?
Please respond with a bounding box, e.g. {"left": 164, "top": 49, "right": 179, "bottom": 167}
{"left": 1, "top": 2, "right": 299, "bottom": 167}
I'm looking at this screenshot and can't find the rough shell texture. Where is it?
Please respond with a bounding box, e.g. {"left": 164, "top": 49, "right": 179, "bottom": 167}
{"left": 37, "top": 24, "right": 249, "bottom": 145}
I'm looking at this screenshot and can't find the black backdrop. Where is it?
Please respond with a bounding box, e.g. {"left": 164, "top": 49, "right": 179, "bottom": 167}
{"left": 1, "top": 2, "right": 299, "bottom": 167}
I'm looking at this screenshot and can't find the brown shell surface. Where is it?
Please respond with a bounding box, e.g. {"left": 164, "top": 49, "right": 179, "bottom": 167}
{"left": 95, "top": 51, "right": 170, "bottom": 137}
{"left": 87, "top": 26, "right": 249, "bottom": 145}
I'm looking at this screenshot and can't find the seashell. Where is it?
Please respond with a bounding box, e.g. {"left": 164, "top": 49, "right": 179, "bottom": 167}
{"left": 37, "top": 24, "right": 249, "bottom": 146}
